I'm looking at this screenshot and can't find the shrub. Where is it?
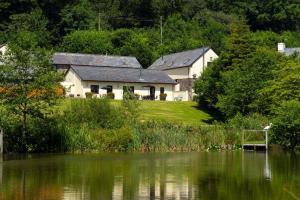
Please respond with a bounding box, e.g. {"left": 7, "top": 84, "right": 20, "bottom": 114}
{"left": 106, "top": 92, "right": 115, "bottom": 99}
{"left": 271, "top": 100, "right": 300, "bottom": 150}
{"left": 228, "top": 113, "right": 269, "bottom": 130}
{"left": 85, "top": 92, "right": 93, "bottom": 98}
{"left": 100, "top": 127, "right": 134, "bottom": 152}
{"left": 134, "top": 93, "right": 140, "bottom": 100}
{"left": 63, "top": 98, "right": 125, "bottom": 129}
{"left": 160, "top": 93, "right": 167, "bottom": 101}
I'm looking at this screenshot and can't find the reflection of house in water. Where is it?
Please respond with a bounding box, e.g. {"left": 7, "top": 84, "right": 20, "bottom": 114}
{"left": 112, "top": 176, "right": 123, "bottom": 200}
{"left": 112, "top": 173, "right": 195, "bottom": 200}
{"left": 63, "top": 186, "right": 88, "bottom": 200}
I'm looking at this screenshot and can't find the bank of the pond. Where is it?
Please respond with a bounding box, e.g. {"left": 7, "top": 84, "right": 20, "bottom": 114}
{"left": 63, "top": 121, "right": 243, "bottom": 153}
{"left": 3, "top": 98, "right": 297, "bottom": 153}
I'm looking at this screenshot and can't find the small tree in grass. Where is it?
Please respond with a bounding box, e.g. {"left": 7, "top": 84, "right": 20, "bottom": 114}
{"left": 271, "top": 100, "right": 300, "bottom": 151}
{"left": 0, "top": 41, "right": 63, "bottom": 152}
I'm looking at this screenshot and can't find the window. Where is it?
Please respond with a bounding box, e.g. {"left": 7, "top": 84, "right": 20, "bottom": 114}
{"left": 107, "top": 85, "right": 113, "bottom": 93}
{"left": 160, "top": 87, "right": 165, "bottom": 94}
{"left": 129, "top": 86, "right": 134, "bottom": 93}
{"left": 91, "top": 85, "right": 99, "bottom": 94}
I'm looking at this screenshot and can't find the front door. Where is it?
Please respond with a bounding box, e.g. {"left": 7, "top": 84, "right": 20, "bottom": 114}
{"left": 150, "top": 86, "right": 155, "bottom": 100}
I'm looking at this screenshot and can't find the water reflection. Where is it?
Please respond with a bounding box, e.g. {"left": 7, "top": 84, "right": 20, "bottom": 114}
{"left": 0, "top": 155, "right": 2, "bottom": 185}
{"left": 0, "top": 152, "right": 299, "bottom": 200}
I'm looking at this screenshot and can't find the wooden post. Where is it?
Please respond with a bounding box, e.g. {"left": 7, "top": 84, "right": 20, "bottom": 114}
{"left": 0, "top": 128, "right": 3, "bottom": 154}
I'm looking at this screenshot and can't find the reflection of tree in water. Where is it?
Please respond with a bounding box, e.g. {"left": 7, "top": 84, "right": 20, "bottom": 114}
{"left": 197, "top": 172, "right": 220, "bottom": 199}
{"left": 0, "top": 153, "right": 300, "bottom": 200}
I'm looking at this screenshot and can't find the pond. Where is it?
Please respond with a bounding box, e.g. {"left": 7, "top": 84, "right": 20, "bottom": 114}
{"left": 0, "top": 152, "right": 299, "bottom": 200}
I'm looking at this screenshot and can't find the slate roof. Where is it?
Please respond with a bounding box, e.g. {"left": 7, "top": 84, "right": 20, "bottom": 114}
{"left": 149, "top": 47, "right": 210, "bottom": 70}
{"left": 70, "top": 65, "right": 176, "bottom": 84}
{"left": 284, "top": 48, "right": 300, "bottom": 56}
{"left": 53, "top": 52, "right": 142, "bottom": 68}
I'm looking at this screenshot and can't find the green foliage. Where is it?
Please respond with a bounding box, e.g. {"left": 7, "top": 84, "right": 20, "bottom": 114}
{"left": 122, "top": 93, "right": 141, "bottom": 124}
{"left": 85, "top": 92, "right": 93, "bottom": 98}
{"left": 106, "top": 92, "right": 115, "bottom": 99}
{"left": 59, "top": 0, "right": 96, "bottom": 34}
{"left": 258, "top": 56, "right": 300, "bottom": 112}
{"left": 6, "top": 8, "right": 51, "bottom": 47}
{"left": 160, "top": 93, "right": 167, "bottom": 101}
{"left": 133, "top": 120, "right": 241, "bottom": 151}
{"left": 217, "top": 48, "right": 278, "bottom": 117}
{"left": 271, "top": 101, "right": 300, "bottom": 150}
{"left": 0, "top": 42, "right": 62, "bottom": 152}
{"left": 61, "top": 31, "right": 113, "bottom": 55}
{"left": 63, "top": 98, "right": 125, "bottom": 129}
{"left": 228, "top": 113, "right": 269, "bottom": 130}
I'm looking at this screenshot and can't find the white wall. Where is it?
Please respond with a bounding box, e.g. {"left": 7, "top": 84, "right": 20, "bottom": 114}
{"left": 63, "top": 68, "right": 84, "bottom": 97}
{"left": 62, "top": 69, "right": 175, "bottom": 101}
{"left": 189, "top": 49, "right": 218, "bottom": 78}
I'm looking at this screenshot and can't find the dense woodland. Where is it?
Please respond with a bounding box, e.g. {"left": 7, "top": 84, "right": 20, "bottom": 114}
{"left": 1, "top": 0, "right": 300, "bottom": 67}
{"left": 0, "top": 0, "right": 299, "bottom": 152}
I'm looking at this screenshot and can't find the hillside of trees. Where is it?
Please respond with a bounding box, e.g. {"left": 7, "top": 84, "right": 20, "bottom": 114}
{"left": 1, "top": 0, "right": 300, "bottom": 66}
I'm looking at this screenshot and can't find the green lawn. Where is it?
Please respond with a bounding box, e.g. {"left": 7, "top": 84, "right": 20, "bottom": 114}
{"left": 138, "top": 101, "right": 213, "bottom": 125}
{"left": 60, "top": 99, "right": 214, "bottom": 125}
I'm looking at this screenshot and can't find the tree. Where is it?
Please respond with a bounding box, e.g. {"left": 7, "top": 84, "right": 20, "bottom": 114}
{"left": 59, "top": 0, "right": 97, "bottom": 34}
{"left": 271, "top": 100, "right": 300, "bottom": 150}
{"left": 0, "top": 41, "right": 63, "bottom": 152}
{"left": 6, "top": 8, "right": 51, "bottom": 47}
{"left": 216, "top": 48, "right": 278, "bottom": 118}
{"left": 194, "top": 20, "right": 254, "bottom": 110}
{"left": 61, "top": 30, "right": 113, "bottom": 54}
{"left": 257, "top": 56, "right": 300, "bottom": 113}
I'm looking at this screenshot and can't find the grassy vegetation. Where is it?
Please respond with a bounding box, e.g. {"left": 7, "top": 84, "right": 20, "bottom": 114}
{"left": 61, "top": 100, "right": 214, "bottom": 125}
{"left": 2, "top": 98, "right": 272, "bottom": 153}
{"left": 138, "top": 101, "right": 213, "bottom": 125}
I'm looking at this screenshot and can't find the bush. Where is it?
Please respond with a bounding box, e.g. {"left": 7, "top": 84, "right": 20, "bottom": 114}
{"left": 134, "top": 93, "right": 140, "bottom": 100}
{"left": 99, "top": 127, "right": 134, "bottom": 152}
{"left": 228, "top": 113, "right": 269, "bottom": 130}
{"left": 271, "top": 100, "right": 300, "bottom": 150}
{"left": 63, "top": 98, "right": 125, "bottom": 129}
{"left": 160, "top": 93, "right": 167, "bottom": 101}
{"left": 106, "top": 92, "right": 115, "bottom": 99}
{"left": 85, "top": 92, "right": 93, "bottom": 98}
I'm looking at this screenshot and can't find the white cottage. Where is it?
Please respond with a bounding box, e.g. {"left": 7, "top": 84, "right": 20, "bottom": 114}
{"left": 149, "top": 47, "right": 218, "bottom": 100}
{"left": 55, "top": 53, "right": 176, "bottom": 100}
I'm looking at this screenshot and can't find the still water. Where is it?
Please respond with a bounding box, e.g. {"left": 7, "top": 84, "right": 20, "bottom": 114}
{"left": 0, "top": 152, "right": 299, "bottom": 200}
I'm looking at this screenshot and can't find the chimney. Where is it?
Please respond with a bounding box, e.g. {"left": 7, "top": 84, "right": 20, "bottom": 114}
{"left": 278, "top": 43, "right": 286, "bottom": 53}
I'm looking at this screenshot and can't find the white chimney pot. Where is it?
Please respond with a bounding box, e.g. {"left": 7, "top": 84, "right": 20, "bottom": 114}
{"left": 278, "top": 43, "right": 286, "bottom": 52}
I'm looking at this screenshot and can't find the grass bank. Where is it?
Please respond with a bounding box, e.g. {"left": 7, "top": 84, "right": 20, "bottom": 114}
{"left": 61, "top": 100, "right": 215, "bottom": 125}
{"left": 1, "top": 98, "right": 270, "bottom": 153}
{"left": 138, "top": 101, "right": 213, "bottom": 125}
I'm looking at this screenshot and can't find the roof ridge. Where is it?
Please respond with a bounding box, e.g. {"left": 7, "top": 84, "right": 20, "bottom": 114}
{"left": 71, "top": 65, "right": 164, "bottom": 71}
{"left": 161, "top": 47, "right": 209, "bottom": 57}
{"left": 54, "top": 52, "right": 138, "bottom": 59}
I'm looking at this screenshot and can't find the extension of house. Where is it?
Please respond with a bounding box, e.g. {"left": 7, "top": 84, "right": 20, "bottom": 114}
{"left": 55, "top": 47, "right": 219, "bottom": 101}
